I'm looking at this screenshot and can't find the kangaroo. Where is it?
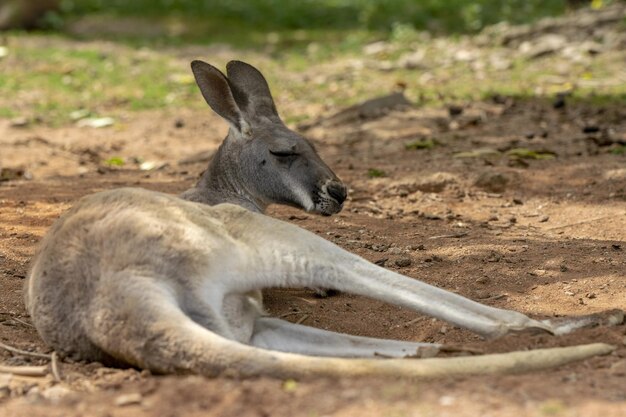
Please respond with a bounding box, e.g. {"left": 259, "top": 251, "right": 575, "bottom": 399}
{"left": 24, "top": 61, "right": 622, "bottom": 379}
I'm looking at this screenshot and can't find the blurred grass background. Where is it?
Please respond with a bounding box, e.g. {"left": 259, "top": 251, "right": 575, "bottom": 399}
{"left": 0, "top": 0, "right": 623, "bottom": 126}
{"left": 54, "top": 0, "right": 568, "bottom": 33}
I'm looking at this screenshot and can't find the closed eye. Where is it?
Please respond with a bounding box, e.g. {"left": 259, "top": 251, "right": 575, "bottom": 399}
{"left": 270, "top": 150, "right": 298, "bottom": 158}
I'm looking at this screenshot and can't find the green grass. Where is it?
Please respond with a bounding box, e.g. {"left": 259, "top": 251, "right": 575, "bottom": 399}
{"left": 1, "top": 1, "right": 624, "bottom": 126}
{"left": 0, "top": 35, "right": 201, "bottom": 123}
{"left": 56, "top": 0, "right": 568, "bottom": 34}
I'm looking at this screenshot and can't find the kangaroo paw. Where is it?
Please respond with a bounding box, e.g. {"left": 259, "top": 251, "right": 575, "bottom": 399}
{"left": 542, "top": 309, "right": 624, "bottom": 336}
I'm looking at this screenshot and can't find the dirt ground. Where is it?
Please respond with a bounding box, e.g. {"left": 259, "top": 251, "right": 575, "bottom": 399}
{"left": 0, "top": 93, "right": 625, "bottom": 416}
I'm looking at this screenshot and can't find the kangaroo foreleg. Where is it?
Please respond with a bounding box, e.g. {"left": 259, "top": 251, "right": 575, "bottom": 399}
{"left": 225, "top": 211, "right": 622, "bottom": 338}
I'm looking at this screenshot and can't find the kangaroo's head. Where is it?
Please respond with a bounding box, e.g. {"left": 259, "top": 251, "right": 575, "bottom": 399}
{"left": 190, "top": 60, "right": 347, "bottom": 216}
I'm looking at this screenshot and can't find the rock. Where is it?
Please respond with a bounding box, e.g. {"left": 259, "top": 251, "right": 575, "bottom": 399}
{"left": 0, "top": 167, "right": 30, "bottom": 181}
{"left": 448, "top": 105, "right": 464, "bottom": 117}
{"left": 395, "top": 257, "right": 412, "bottom": 268}
{"left": 374, "top": 258, "right": 388, "bottom": 267}
{"left": 363, "top": 41, "right": 391, "bottom": 56}
{"left": 114, "top": 392, "right": 143, "bottom": 407}
{"left": 10, "top": 117, "right": 30, "bottom": 127}
{"left": 475, "top": 276, "right": 489, "bottom": 285}
{"left": 416, "top": 172, "right": 458, "bottom": 193}
{"left": 42, "top": 385, "right": 74, "bottom": 403}
{"left": 397, "top": 50, "right": 426, "bottom": 69}
{"left": 519, "top": 34, "right": 567, "bottom": 59}
{"left": 453, "top": 148, "right": 501, "bottom": 159}
{"left": 69, "top": 109, "right": 90, "bottom": 121}
{"left": 474, "top": 171, "right": 509, "bottom": 193}
{"left": 323, "top": 92, "right": 412, "bottom": 126}
{"left": 582, "top": 125, "right": 600, "bottom": 134}
{"left": 553, "top": 93, "right": 567, "bottom": 109}
{"left": 77, "top": 117, "right": 115, "bottom": 128}
{"left": 609, "top": 360, "right": 626, "bottom": 376}
{"left": 604, "top": 168, "right": 626, "bottom": 181}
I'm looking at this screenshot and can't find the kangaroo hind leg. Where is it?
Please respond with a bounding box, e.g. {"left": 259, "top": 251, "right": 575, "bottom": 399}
{"left": 83, "top": 272, "right": 235, "bottom": 375}
{"left": 251, "top": 317, "right": 440, "bottom": 358}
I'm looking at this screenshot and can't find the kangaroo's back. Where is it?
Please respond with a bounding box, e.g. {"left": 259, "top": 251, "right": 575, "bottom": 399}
{"left": 26, "top": 188, "right": 241, "bottom": 361}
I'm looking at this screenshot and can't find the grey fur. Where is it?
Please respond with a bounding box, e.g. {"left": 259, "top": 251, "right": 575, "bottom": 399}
{"left": 24, "top": 61, "right": 622, "bottom": 379}
{"left": 182, "top": 60, "right": 346, "bottom": 214}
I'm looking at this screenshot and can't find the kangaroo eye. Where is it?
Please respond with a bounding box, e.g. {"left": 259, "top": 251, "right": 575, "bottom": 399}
{"left": 270, "top": 150, "right": 298, "bottom": 158}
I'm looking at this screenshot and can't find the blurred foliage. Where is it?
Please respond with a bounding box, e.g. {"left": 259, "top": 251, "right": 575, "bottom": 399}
{"left": 56, "top": 0, "right": 570, "bottom": 33}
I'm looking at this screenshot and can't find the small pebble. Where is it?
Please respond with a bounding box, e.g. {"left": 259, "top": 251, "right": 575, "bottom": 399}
{"left": 374, "top": 258, "right": 388, "bottom": 267}
{"left": 475, "top": 276, "right": 489, "bottom": 285}
{"left": 448, "top": 105, "right": 463, "bottom": 117}
{"left": 609, "top": 360, "right": 626, "bottom": 376}
{"left": 114, "top": 393, "right": 143, "bottom": 407}
{"left": 395, "top": 257, "right": 412, "bottom": 268}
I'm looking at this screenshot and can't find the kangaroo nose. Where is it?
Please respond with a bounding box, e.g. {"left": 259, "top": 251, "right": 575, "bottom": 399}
{"left": 327, "top": 181, "right": 347, "bottom": 204}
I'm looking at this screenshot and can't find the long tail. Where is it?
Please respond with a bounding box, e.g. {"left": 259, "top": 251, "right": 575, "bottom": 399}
{"left": 104, "top": 313, "right": 615, "bottom": 379}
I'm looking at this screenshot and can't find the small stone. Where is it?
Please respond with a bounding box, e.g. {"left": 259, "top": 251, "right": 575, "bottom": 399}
{"left": 513, "top": 198, "right": 524, "bottom": 205}
{"left": 42, "top": 386, "right": 74, "bottom": 403}
{"left": 448, "top": 105, "right": 463, "bottom": 117}
{"left": 395, "top": 257, "right": 412, "bottom": 268}
{"left": 10, "top": 117, "right": 30, "bottom": 128}
{"left": 475, "top": 276, "right": 489, "bottom": 285}
{"left": 582, "top": 125, "right": 600, "bottom": 134}
{"left": 485, "top": 251, "right": 501, "bottom": 262}
{"left": 609, "top": 360, "right": 626, "bottom": 376}
{"left": 474, "top": 171, "right": 509, "bottom": 193}
{"left": 374, "top": 258, "right": 388, "bottom": 267}
{"left": 539, "top": 215, "right": 550, "bottom": 223}
{"left": 585, "top": 293, "right": 596, "bottom": 299}
{"left": 114, "top": 393, "right": 143, "bottom": 407}
{"left": 553, "top": 94, "right": 566, "bottom": 109}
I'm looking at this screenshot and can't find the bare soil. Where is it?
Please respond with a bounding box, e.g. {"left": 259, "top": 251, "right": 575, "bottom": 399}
{"left": 0, "top": 96, "right": 625, "bottom": 416}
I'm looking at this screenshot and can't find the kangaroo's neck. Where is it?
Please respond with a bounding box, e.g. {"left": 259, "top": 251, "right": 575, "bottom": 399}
{"left": 180, "top": 140, "right": 267, "bottom": 213}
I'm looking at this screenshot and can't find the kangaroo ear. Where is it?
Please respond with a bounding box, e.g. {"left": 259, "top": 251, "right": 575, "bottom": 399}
{"left": 226, "top": 60, "right": 280, "bottom": 121}
{"left": 191, "top": 60, "right": 250, "bottom": 135}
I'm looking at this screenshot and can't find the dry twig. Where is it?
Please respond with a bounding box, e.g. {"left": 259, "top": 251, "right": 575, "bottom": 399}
{"left": 0, "top": 341, "right": 51, "bottom": 360}
{"left": 295, "top": 314, "right": 310, "bottom": 325}
{"left": 51, "top": 352, "right": 62, "bottom": 382}
{"left": 0, "top": 364, "right": 48, "bottom": 377}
